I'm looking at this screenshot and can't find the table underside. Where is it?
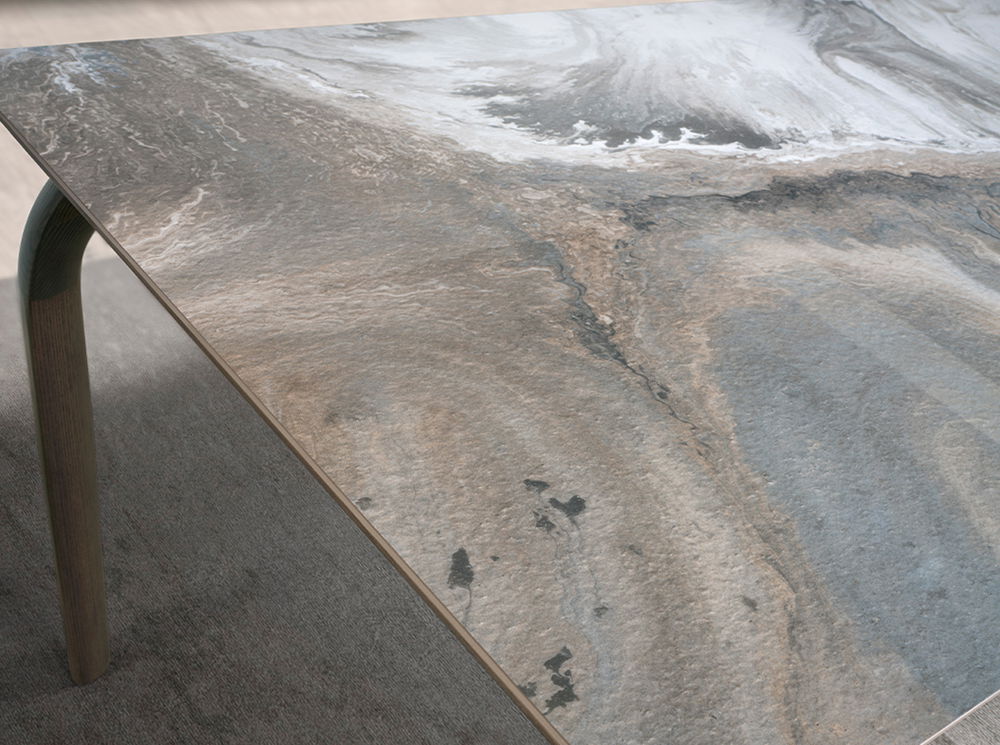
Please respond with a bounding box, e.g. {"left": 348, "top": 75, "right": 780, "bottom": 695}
{"left": 2, "top": 1, "right": 999, "bottom": 743}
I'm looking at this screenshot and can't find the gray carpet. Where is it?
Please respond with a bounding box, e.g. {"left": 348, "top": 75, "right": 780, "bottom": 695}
{"left": 924, "top": 692, "right": 1000, "bottom": 745}
{"left": 0, "top": 254, "right": 548, "bottom": 744}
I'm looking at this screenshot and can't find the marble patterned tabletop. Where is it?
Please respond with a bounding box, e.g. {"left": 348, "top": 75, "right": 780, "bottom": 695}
{"left": 2, "top": 1, "right": 1000, "bottom": 743}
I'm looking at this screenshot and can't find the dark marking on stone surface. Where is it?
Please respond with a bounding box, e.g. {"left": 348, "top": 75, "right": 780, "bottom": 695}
{"left": 542, "top": 647, "right": 578, "bottom": 713}
{"left": 621, "top": 202, "right": 658, "bottom": 231}
{"left": 742, "top": 595, "right": 759, "bottom": 612}
{"left": 540, "top": 243, "right": 711, "bottom": 454}
{"left": 533, "top": 510, "right": 556, "bottom": 533}
{"left": 490, "top": 555, "right": 500, "bottom": 562}
{"left": 594, "top": 605, "right": 610, "bottom": 617}
{"left": 518, "top": 682, "right": 537, "bottom": 698}
{"left": 544, "top": 646, "right": 573, "bottom": 672}
{"left": 626, "top": 544, "right": 644, "bottom": 557}
{"left": 728, "top": 171, "right": 952, "bottom": 215}
{"left": 975, "top": 206, "right": 1000, "bottom": 240}
{"left": 466, "top": 77, "right": 780, "bottom": 150}
{"left": 545, "top": 673, "right": 579, "bottom": 713}
{"left": 355, "top": 497, "right": 373, "bottom": 510}
{"left": 549, "top": 495, "right": 586, "bottom": 518}
{"left": 447, "top": 548, "right": 474, "bottom": 590}
{"left": 523, "top": 478, "right": 551, "bottom": 494}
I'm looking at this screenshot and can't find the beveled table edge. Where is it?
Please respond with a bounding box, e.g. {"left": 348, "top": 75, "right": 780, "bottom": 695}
{"left": 0, "top": 108, "right": 571, "bottom": 745}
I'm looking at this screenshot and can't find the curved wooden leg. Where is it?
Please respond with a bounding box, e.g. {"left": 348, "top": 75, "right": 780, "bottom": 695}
{"left": 19, "top": 180, "right": 108, "bottom": 684}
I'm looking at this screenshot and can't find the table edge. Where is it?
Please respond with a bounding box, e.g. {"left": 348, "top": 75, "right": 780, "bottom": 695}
{"left": 920, "top": 688, "right": 1000, "bottom": 745}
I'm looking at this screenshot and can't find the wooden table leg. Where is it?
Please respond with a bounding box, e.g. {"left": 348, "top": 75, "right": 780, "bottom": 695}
{"left": 19, "top": 180, "right": 108, "bottom": 684}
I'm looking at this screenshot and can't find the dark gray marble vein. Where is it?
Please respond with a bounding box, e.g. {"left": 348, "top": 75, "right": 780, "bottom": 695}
{"left": 1, "top": 2, "right": 999, "bottom": 743}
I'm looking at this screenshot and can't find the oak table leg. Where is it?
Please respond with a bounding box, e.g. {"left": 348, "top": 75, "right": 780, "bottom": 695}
{"left": 19, "top": 180, "right": 108, "bottom": 684}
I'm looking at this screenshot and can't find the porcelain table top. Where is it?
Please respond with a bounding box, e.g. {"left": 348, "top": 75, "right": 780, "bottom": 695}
{"left": 2, "top": 2, "right": 1000, "bottom": 743}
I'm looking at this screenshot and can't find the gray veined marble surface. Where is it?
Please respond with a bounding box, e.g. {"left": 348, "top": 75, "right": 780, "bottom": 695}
{"left": 2, "top": 1, "right": 1000, "bottom": 743}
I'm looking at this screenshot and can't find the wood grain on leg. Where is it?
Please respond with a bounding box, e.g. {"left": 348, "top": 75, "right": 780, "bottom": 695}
{"left": 19, "top": 179, "right": 108, "bottom": 684}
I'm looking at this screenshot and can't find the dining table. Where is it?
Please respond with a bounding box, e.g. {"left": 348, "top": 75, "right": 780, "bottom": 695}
{"left": 2, "top": 1, "right": 999, "bottom": 743}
